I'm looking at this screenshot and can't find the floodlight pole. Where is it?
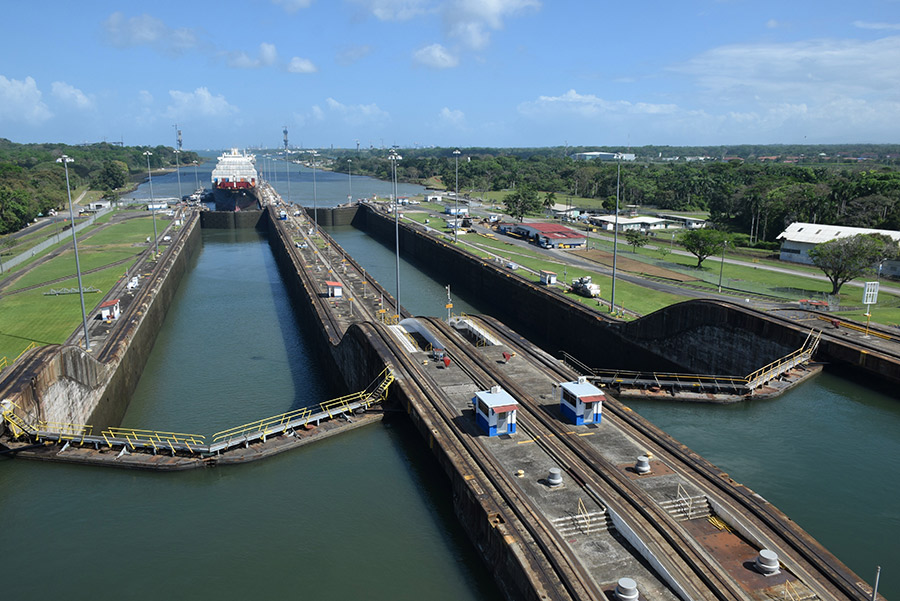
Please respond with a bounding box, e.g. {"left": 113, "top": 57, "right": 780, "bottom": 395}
{"left": 453, "top": 149, "right": 461, "bottom": 242}
{"left": 390, "top": 150, "right": 402, "bottom": 312}
{"left": 57, "top": 155, "right": 90, "bottom": 351}
{"left": 611, "top": 160, "right": 620, "bottom": 314}
{"left": 144, "top": 151, "right": 158, "bottom": 256}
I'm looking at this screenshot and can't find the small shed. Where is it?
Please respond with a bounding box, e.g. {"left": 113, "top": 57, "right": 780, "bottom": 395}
{"left": 99, "top": 299, "right": 121, "bottom": 321}
{"left": 540, "top": 270, "right": 557, "bottom": 285}
{"left": 472, "top": 385, "right": 518, "bottom": 436}
{"left": 325, "top": 281, "right": 343, "bottom": 297}
{"left": 559, "top": 376, "right": 604, "bottom": 425}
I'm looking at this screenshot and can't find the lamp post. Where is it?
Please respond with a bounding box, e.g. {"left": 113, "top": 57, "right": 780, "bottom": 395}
{"left": 57, "top": 155, "right": 90, "bottom": 351}
{"left": 717, "top": 238, "right": 728, "bottom": 293}
{"left": 192, "top": 160, "right": 200, "bottom": 191}
{"left": 284, "top": 151, "right": 292, "bottom": 203}
{"left": 312, "top": 152, "right": 318, "bottom": 232}
{"left": 610, "top": 160, "right": 620, "bottom": 314}
{"left": 389, "top": 150, "right": 402, "bottom": 311}
{"left": 453, "top": 149, "right": 461, "bottom": 243}
{"left": 347, "top": 159, "right": 352, "bottom": 203}
{"left": 143, "top": 151, "right": 158, "bottom": 256}
{"left": 173, "top": 149, "right": 183, "bottom": 202}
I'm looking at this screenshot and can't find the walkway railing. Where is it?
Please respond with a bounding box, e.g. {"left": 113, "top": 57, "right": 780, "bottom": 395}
{"left": 1, "top": 367, "right": 394, "bottom": 458}
{"left": 562, "top": 329, "right": 820, "bottom": 395}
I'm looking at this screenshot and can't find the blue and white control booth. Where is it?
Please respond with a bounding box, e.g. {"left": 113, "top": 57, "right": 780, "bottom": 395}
{"left": 559, "top": 377, "right": 604, "bottom": 425}
{"left": 472, "top": 386, "right": 519, "bottom": 436}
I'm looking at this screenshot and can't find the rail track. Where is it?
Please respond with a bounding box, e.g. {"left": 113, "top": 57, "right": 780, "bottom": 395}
{"left": 424, "top": 316, "right": 744, "bottom": 601}
{"left": 471, "top": 313, "right": 873, "bottom": 601}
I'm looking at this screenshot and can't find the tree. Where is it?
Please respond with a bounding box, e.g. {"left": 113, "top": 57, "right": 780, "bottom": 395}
{"left": 543, "top": 191, "right": 556, "bottom": 217}
{"left": 681, "top": 229, "right": 726, "bottom": 268}
{"left": 503, "top": 185, "right": 541, "bottom": 222}
{"left": 808, "top": 234, "right": 899, "bottom": 294}
{"left": 624, "top": 230, "right": 649, "bottom": 252}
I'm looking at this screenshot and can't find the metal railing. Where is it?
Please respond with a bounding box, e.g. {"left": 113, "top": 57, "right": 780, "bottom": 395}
{"left": 562, "top": 329, "right": 821, "bottom": 394}
{"left": 2, "top": 368, "right": 395, "bottom": 459}
{"left": 744, "top": 329, "right": 820, "bottom": 389}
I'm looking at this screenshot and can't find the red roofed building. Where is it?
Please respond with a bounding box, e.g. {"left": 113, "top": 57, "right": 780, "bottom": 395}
{"left": 98, "top": 299, "right": 121, "bottom": 320}
{"left": 513, "top": 222, "right": 587, "bottom": 249}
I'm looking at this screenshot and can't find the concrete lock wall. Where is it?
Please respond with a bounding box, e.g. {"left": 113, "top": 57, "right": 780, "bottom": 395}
{"left": 0, "top": 213, "right": 204, "bottom": 430}
{"left": 350, "top": 203, "right": 895, "bottom": 383}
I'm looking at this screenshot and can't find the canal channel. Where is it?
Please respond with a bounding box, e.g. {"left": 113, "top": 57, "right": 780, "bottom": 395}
{"left": 1, "top": 160, "right": 896, "bottom": 599}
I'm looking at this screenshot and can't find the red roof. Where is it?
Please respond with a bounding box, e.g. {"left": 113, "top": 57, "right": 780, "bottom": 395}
{"left": 521, "top": 223, "right": 584, "bottom": 240}
{"left": 325, "top": 281, "right": 342, "bottom": 287}
{"left": 99, "top": 299, "right": 120, "bottom": 308}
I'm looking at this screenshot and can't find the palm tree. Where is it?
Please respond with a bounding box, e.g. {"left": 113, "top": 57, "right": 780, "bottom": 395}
{"left": 543, "top": 191, "right": 556, "bottom": 218}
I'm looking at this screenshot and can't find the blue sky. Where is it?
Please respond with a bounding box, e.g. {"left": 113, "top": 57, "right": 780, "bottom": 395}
{"left": 2, "top": 0, "right": 899, "bottom": 149}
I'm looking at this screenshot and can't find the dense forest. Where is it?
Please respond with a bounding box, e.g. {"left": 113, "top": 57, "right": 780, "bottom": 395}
{"left": 327, "top": 145, "right": 900, "bottom": 243}
{"left": 0, "top": 139, "right": 199, "bottom": 234}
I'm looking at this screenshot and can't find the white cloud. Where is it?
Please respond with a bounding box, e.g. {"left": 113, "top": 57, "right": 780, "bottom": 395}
{"left": 259, "top": 43, "right": 278, "bottom": 66}
{"left": 853, "top": 21, "right": 900, "bottom": 31}
{"left": 336, "top": 44, "right": 373, "bottom": 65}
{"left": 288, "top": 57, "right": 318, "bottom": 73}
{"left": 51, "top": 81, "right": 94, "bottom": 110}
{"left": 165, "top": 87, "right": 238, "bottom": 120}
{"left": 138, "top": 90, "right": 154, "bottom": 105}
{"left": 444, "top": 0, "right": 540, "bottom": 49}
{"left": 102, "top": 12, "right": 197, "bottom": 56}
{"left": 674, "top": 36, "right": 900, "bottom": 103}
{"left": 766, "top": 19, "right": 780, "bottom": 29}
{"left": 439, "top": 107, "right": 465, "bottom": 126}
{"left": 0, "top": 75, "right": 52, "bottom": 124}
{"left": 325, "top": 97, "right": 389, "bottom": 126}
{"left": 273, "top": 0, "right": 314, "bottom": 12}
{"left": 352, "top": 0, "right": 432, "bottom": 21}
{"left": 413, "top": 43, "right": 459, "bottom": 68}
{"left": 228, "top": 42, "right": 280, "bottom": 69}
{"left": 518, "top": 89, "right": 678, "bottom": 117}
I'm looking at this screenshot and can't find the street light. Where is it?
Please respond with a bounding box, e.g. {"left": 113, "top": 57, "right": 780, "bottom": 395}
{"left": 610, "top": 160, "right": 620, "bottom": 314}
{"left": 192, "top": 160, "right": 200, "bottom": 191}
{"left": 312, "top": 152, "right": 318, "bottom": 231}
{"left": 173, "top": 149, "right": 183, "bottom": 202}
{"left": 453, "top": 149, "right": 461, "bottom": 243}
{"left": 717, "top": 238, "right": 729, "bottom": 293}
{"left": 285, "top": 149, "right": 291, "bottom": 204}
{"left": 57, "top": 155, "right": 90, "bottom": 351}
{"left": 389, "top": 149, "right": 402, "bottom": 311}
{"left": 347, "top": 159, "right": 352, "bottom": 203}
{"left": 143, "top": 151, "right": 158, "bottom": 256}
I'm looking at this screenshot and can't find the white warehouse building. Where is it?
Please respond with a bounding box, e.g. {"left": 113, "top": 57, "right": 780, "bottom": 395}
{"left": 776, "top": 222, "right": 900, "bottom": 277}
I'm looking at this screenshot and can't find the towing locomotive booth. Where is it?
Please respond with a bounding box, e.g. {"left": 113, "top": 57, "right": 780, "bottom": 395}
{"left": 472, "top": 386, "right": 518, "bottom": 436}
{"left": 559, "top": 376, "right": 604, "bottom": 425}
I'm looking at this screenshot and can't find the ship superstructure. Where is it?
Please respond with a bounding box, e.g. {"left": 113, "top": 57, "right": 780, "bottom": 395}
{"left": 211, "top": 148, "right": 259, "bottom": 211}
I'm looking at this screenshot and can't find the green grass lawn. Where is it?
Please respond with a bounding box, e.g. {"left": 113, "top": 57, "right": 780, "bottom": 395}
{"left": 84, "top": 215, "right": 158, "bottom": 246}
{"left": 457, "top": 232, "right": 687, "bottom": 317}
{"left": 0, "top": 261, "right": 137, "bottom": 360}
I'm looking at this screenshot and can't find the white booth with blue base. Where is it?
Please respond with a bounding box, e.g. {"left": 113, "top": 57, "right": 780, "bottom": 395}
{"left": 559, "top": 376, "right": 604, "bottom": 425}
{"left": 472, "top": 386, "right": 519, "bottom": 436}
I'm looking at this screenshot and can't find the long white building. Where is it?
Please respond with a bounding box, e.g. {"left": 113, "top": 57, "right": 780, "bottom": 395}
{"left": 776, "top": 222, "right": 900, "bottom": 277}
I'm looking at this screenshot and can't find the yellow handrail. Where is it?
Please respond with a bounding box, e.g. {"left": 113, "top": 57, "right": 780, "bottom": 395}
{"left": 212, "top": 407, "right": 313, "bottom": 444}
{"left": 104, "top": 427, "right": 206, "bottom": 449}
{"left": 15, "top": 341, "right": 39, "bottom": 362}
{"left": 0, "top": 356, "right": 7, "bottom": 372}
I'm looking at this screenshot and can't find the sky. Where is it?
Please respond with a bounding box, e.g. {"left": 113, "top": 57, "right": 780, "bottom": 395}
{"left": 2, "top": 0, "right": 899, "bottom": 150}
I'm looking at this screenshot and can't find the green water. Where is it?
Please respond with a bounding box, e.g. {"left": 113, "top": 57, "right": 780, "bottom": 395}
{"left": 0, "top": 229, "right": 501, "bottom": 600}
